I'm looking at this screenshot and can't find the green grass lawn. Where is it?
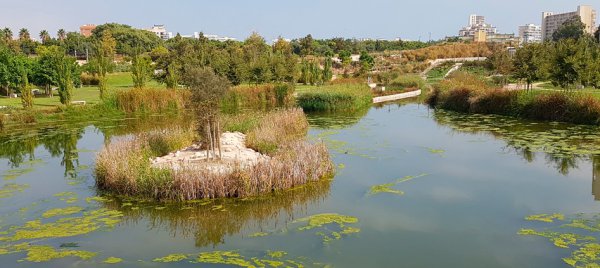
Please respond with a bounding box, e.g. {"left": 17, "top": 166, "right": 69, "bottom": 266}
{"left": 0, "top": 72, "right": 165, "bottom": 111}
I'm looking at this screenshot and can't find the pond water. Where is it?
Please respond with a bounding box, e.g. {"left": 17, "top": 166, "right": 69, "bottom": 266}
{"left": 1, "top": 102, "right": 600, "bottom": 267}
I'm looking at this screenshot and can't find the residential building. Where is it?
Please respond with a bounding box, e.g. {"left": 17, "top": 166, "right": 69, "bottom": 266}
{"left": 541, "top": 5, "right": 597, "bottom": 41}
{"left": 79, "top": 24, "right": 96, "bottom": 37}
{"left": 459, "top": 14, "right": 497, "bottom": 38}
{"left": 148, "top": 25, "right": 172, "bottom": 40}
{"left": 518, "top": 24, "right": 542, "bottom": 44}
{"left": 474, "top": 30, "right": 487, "bottom": 42}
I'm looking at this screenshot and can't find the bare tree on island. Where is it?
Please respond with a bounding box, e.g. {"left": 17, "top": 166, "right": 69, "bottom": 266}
{"left": 184, "top": 67, "right": 230, "bottom": 160}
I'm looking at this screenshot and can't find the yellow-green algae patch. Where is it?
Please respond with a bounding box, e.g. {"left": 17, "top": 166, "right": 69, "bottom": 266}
{"left": 525, "top": 213, "right": 565, "bottom": 223}
{"left": 103, "top": 257, "right": 123, "bottom": 264}
{"left": 368, "top": 183, "right": 404, "bottom": 196}
{"left": 3, "top": 168, "right": 34, "bottom": 181}
{"left": 42, "top": 207, "right": 83, "bottom": 218}
{"left": 0, "top": 208, "right": 122, "bottom": 242}
{"left": 427, "top": 148, "right": 445, "bottom": 155}
{"left": 518, "top": 213, "right": 600, "bottom": 267}
{"left": 153, "top": 253, "right": 189, "bottom": 263}
{"left": 20, "top": 244, "right": 96, "bottom": 262}
{"left": 250, "top": 232, "right": 269, "bottom": 237}
{"left": 0, "top": 183, "right": 29, "bottom": 198}
{"left": 295, "top": 213, "right": 360, "bottom": 244}
{"left": 195, "top": 251, "right": 254, "bottom": 267}
{"left": 368, "top": 174, "right": 428, "bottom": 196}
{"left": 54, "top": 192, "right": 78, "bottom": 204}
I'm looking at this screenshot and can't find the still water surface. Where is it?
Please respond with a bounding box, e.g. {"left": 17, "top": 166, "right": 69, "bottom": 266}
{"left": 1, "top": 103, "right": 599, "bottom": 267}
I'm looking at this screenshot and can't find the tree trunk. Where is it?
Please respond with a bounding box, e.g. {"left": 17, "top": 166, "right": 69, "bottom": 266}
{"left": 205, "top": 124, "right": 210, "bottom": 160}
{"left": 216, "top": 120, "right": 222, "bottom": 160}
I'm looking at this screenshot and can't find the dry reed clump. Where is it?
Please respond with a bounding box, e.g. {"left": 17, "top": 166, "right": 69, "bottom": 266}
{"left": 95, "top": 127, "right": 196, "bottom": 196}
{"left": 246, "top": 108, "right": 309, "bottom": 155}
{"left": 426, "top": 75, "right": 600, "bottom": 125}
{"left": 95, "top": 110, "right": 335, "bottom": 201}
{"left": 171, "top": 141, "right": 333, "bottom": 200}
{"left": 115, "top": 88, "right": 190, "bottom": 113}
{"left": 223, "top": 84, "right": 295, "bottom": 111}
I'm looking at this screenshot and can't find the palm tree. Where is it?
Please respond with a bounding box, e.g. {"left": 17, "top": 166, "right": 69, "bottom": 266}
{"left": 18, "top": 28, "right": 30, "bottom": 41}
{"left": 39, "top": 30, "right": 50, "bottom": 43}
{"left": 3, "top": 28, "right": 12, "bottom": 42}
{"left": 57, "top": 29, "right": 66, "bottom": 41}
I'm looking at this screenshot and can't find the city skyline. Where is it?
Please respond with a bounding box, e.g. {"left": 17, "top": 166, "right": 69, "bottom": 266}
{"left": 0, "top": 0, "right": 597, "bottom": 41}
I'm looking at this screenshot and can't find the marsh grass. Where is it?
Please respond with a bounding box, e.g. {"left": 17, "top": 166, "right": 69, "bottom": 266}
{"left": 246, "top": 108, "right": 308, "bottom": 155}
{"left": 115, "top": 88, "right": 189, "bottom": 114}
{"left": 95, "top": 109, "right": 334, "bottom": 201}
{"left": 222, "top": 84, "right": 294, "bottom": 112}
{"left": 297, "top": 83, "right": 373, "bottom": 112}
{"left": 426, "top": 74, "right": 600, "bottom": 125}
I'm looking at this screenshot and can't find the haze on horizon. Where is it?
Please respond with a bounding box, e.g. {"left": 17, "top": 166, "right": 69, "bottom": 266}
{"left": 0, "top": 0, "right": 596, "bottom": 41}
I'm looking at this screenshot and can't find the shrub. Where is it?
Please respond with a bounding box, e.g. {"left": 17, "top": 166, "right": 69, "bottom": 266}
{"left": 566, "top": 94, "right": 600, "bottom": 125}
{"left": 114, "top": 88, "right": 189, "bottom": 113}
{"left": 0, "top": 114, "right": 4, "bottom": 131}
{"left": 80, "top": 73, "right": 100, "bottom": 86}
{"left": 246, "top": 108, "right": 309, "bottom": 155}
{"left": 469, "top": 89, "right": 518, "bottom": 115}
{"left": 297, "top": 83, "right": 373, "bottom": 112}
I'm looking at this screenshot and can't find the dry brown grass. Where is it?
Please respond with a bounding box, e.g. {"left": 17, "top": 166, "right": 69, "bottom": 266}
{"left": 95, "top": 109, "right": 334, "bottom": 201}
{"left": 246, "top": 108, "right": 308, "bottom": 155}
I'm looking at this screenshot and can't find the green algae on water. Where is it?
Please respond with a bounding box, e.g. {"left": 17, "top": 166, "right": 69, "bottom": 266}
{"left": 20, "top": 244, "right": 96, "bottom": 262}
{"left": 54, "top": 191, "right": 78, "bottom": 204}
{"left": 0, "top": 208, "right": 123, "bottom": 242}
{"left": 294, "top": 213, "right": 360, "bottom": 244}
{"left": 250, "top": 232, "right": 269, "bottom": 238}
{"left": 103, "top": 257, "right": 123, "bottom": 264}
{"left": 153, "top": 253, "right": 189, "bottom": 263}
{"left": 368, "top": 183, "right": 404, "bottom": 196}
{"left": 42, "top": 207, "right": 83, "bottom": 218}
{"left": 0, "top": 183, "right": 29, "bottom": 199}
{"left": 525, "top": 213, "right": 565, "bottom": 223}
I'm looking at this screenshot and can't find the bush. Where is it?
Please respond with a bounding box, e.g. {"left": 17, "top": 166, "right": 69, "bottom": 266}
{"left": 297, "top": 83, "right": 373, "bottom": 112}
{"left": 114, "top": 88, "right": 189, "bottom": 113}
{"left": 469, "top": 89, "right": 518, "bottom": 115}
{"left": 80, "top": 73, "right": 100, "bottom": 86}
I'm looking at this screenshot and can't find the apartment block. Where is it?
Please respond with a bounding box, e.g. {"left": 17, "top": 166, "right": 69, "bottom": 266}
{"left": 541, "top": 5, "right": 597, "bottom": 41}
{"left": 518, "top": 24, "right": 542, "bottom": 44}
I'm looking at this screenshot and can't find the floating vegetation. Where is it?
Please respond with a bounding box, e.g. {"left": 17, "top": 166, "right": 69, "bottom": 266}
{"left": 0, "top": 208, "right": 122, "bottom": 242}
{"left": 3, "top": 168, "right": 34, "bottom": 181}
{"left": 42, "top": 207, "right": 83, "bottom": 218}
{"left": 22, "top": 245, "right": 96, "bottom": 262}
{"left": 294, "top": 213, "right": 360, "bottom": 244}
{"left": 434, "top": 110, "right": 600, "bottom": 160}
{"left": 338, "top": 163, "right": 346, "bottom": 169}
{"left": 0, "top": 183, "right": 29, "bottom": 198}
{"left": 311, "top": 130, "right": 375, "bottom": 159}
{"left": 153, "top": 253, "right": 188, "bottom": 263}
{"left": 85, "top": 196, "right": 110, "bottom": 204}
{"left": 103, "top": 257, "right": 123, "bottom": 264}
{"left": 518, "top": 212, "right": 600, "bottom": 267}
{"left": 427, "top": 148, "right": 445, "bottom": 155}
{"left": 369, "top": 183, "right": 404, "bottom": 196}
{"left": 54, "top": 191, "right": 78, "bottom": 204}
{"left": 525, "top": 213, "right": 565, "bottom": 223}
{"left": 249, "top": 232, "right": 269, "bottom": 238}
{"left": 368, "top": 174, "right": 428, "bottom": 197}
{"left": 153, "top": 250, "right": 311, "bottom": 267}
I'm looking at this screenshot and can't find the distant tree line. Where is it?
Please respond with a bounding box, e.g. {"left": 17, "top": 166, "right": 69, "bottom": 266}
{"left": 488, "top": 16, "right": 600, "bottom": 90}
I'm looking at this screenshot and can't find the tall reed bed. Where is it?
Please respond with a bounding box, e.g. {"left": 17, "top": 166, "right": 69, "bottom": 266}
{"left": 222, "top": 84, "right": 294, "bottom": 111}
{"left": 246, "top": 108, "right": 309, "bottom": 155}
{"left": 94, "top": 109, "right": 334, "bottom": 201}
{"left": 426, "top": 74, "right": 600, "bottom": 125}
{"left": 114, "top": 88, "right": 190, "bottom": 113}
{"left": 297, "top": 83, "right": 373, "bottom": 112}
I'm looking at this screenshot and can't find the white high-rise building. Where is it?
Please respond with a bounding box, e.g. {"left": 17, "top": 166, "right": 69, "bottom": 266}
{"left": 148, "top": 25, "right": 173, "bottom": 41}
{"left": 469, "top": 14, "right": 485, "bottom": 26}
{"left": 460, "top": 14, "right": 497, "bottom": 37}
{"left": 541, "top": 5, "right": 597, "bottom": 41}
{"left": 518, "top": 24, "right": 542, "bottom": 44}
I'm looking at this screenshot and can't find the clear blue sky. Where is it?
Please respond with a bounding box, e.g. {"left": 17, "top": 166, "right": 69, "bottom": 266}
{"left": 1, "top": 0, "right": 596, "bottom": 41}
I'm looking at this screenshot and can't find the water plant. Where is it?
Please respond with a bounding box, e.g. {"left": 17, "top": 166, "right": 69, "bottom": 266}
{"left": 368, "top": 174, "right": 428, "bottom": 196}
{"left": 297, "top": 83, "right": 373, "bottom": 112}
{"left": 294, "top": 213, "right": 360, "bottom": 244}
{"left": 152, "top": 250, "right": 312, "bottom": 267}
{"left": 41, "top": 206, "right": 83, "bottom": 218}
{"left": 103, "top": 257, "right": 123, "bottom": 264}
{"left": 0, "top": 183, "right": 29, "bottom": 198}
{"left": 518, "top": 212, "right": 600, "bottom": 267}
